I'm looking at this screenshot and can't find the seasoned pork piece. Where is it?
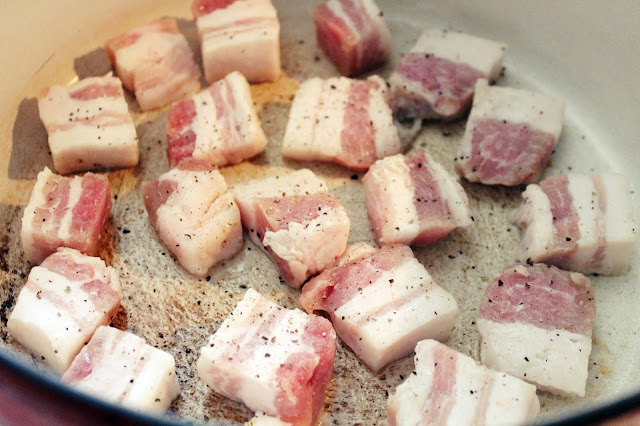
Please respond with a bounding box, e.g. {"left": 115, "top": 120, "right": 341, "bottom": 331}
{"left": 282, "top": 75, "right": 400, "bottom": 171}
{"left": 455, "top": 79, "right": 565, "bottom": 186}
{"left": 300, "top": 243, "right": 458, "bottom": 372}
{"left": 363, "top": 149, "right": 471, "bottom": 246}
{"left": 314, "top": 0, "right": 392, "bottom": 76}
{"left": 142, "top": 165, "right": 243, "bottom": 276}
{"left": 62, "top": 326, "right": 180, "bottom": 413}
{"left": 166, "top": 71, "right": 268, "bottom": 168}
{"left": 197, "top": 289, "right": 336, "bottom": 426}
{"left": 105, "top": 17, "right": 201, "bottom": 111}
{"left": 193, "top": 0, "right": 280, "bottom": 84}
{"left": 232, "top": 169, "right": 350, "bottom": 288}
{"left": 389, "top": 29, "right": 506, "bottom": 121}
{"left": 7, "top": 248, "right": 121, "bottom": 373}
{"left": 477, "top": 264, "right": 596, "bottom": 396}
{"left": 37, "top": 74, "right": 138, "bottom": 174}
{"left": 514, "top": 173, "right": 637, "bottom": 275}
{"left": 21, "top": 167, "right": 111, "bottom": 265}
{"left": 387, "top": 339, "right": 540, "bottom": 426}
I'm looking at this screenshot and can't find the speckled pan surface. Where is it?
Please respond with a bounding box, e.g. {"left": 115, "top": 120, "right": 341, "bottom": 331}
{"left": 0, "top": 1, "right": 638, "bottom": 424}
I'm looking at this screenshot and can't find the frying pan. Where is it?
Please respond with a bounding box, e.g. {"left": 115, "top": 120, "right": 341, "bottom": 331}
{"left": 1, "top": 1, "right": 638, "bottom": 424}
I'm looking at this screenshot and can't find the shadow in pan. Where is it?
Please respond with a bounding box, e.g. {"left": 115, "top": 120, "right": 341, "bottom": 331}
{"left": 8, "top": 98, "right": 53, "bottom": 180}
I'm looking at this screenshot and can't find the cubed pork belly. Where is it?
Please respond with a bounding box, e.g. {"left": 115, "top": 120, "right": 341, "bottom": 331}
{"left": 232, "top": 169, "right": 350, "bottom": 288}
{"left": 363, "top": 149, "right": 471, "bottom": 246}
{"left": 455, "top": 79, "right": 565, "bottom": 186}
{"left": 62, "top": 326, "right": 180, "bottom": 413}
{"left": 513, "top": 173, "right": 638, "bottom": 275}
{"left": 37, "top": 74, "right": 139, "bottom": 174}
{"left": 197, "top": 289, "right": 336, "bottom": 426}
{"left": 21, "top": 167, "right": 111, "bottom": 265}
{"left": 282, "top": 75, "right": 400, "bottom": 171}
{"left": 142, "top": 165, "right": 243, "bottom": 276}
{"left": 387, "top": 339, "right": 540, "bottom": 426}
{"left": 7, "top": 248, "right": 121, "bottom": 373}
{"left": 300, "top": 243, "right": 458, "bottom": 372}
{"left": 477, "top": 264, "right": 596, "bottom": 396}
{"left": 105, "top": 18, "right": 201, "bottom": 111}
{"left": 314, "top": 0, "right": 391, "bottom": 76}
{"left": 389, "top": 29, "right": 506, "bottom": 121}
{"left": 166, "top": 71, "right": 268, "bottom": 168}
{"left": 193, "top": 0, "right": 280, "bottom": 84}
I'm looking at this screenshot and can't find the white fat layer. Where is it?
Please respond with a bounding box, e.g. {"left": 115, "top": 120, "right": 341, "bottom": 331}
{"left": 55, "top": 177, "right": 84, "bottom": 242}
{"left": 246, "top": 413, "right": 292, "bottom": 426}
{"left": 334, "top": 257, "right": 457, "bottom": 371}
{"left": 369, "top": 76, "right": 401, "bottom": 158}
{"left": 425, "top": 153, "right": 472, "bottom": 227}
{"left": 190, "top": 89, "right": 220, "bottom": 159}
{"left": 363, "top": 154, "right": 420, "bottom": 244}
{"left": 388, "top": 72, "right": 437, "bottom": 110}
{"left": 21, "top": 167, "right": 53, "bottom": 263}
{"left": 566, "top": 174, "right": 600, "bottom": 267}
{"left": 513, "top": 184, "right": 555, "bottom": 261}
{"left": 336, "top": 242, "right": 378, "bottom": 267}
{"left": 478, "top": 319, "right": 592, "bottom": 397}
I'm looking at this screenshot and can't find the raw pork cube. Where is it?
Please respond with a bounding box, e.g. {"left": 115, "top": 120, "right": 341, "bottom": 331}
{"left": 7, "top": 248, "right": 121, "bottom": 372}
{"left": 387, "top": 339, "right": 540, "bottom": 426}
{"left": 300, "top": 243, "right": 458, "bottom": 372}
{"left": 389, "top": 29, "right": 506, "bottom": 121}
{"left": 37, "top": 74, "right": 139, "bottom": 174}
{"left": 21, "top": 167, "right": 111, "bottom": 265}
{"left": 193, "top": 0, "right": 280, "bottom": 84}
{"left": 314, "top": 0, "right": 392, "bottom": 76}
{"left": 105, "top": 18, "right": 201, "bottom": 111}
{"left": 477, "top": 264, "right": 596, "bottom": 396}
{"left": 455, "top": 79, "right": 565, "bottom": 186}
{"left": 62, "top": 326, "right": 180, "bottom": 413}
{"left": 197, "top": 289, "right": 336, "bottom": 425}
{"left": 142, "top": 165, "right": 243, "bottom": 276}
{"left": 282, "top": 76, "right": 400, "bottom": 171}
{"left": 166, "top": 71, "right": 268, "bottom": 168}
{"left": 232, "top": 169, "right": 350, "bottom": 288}
{"left": 363, "top": 149, "right": 471, "bottom": 246}
{"left": 513, "top": 173, "right": 637, "bottom": 275}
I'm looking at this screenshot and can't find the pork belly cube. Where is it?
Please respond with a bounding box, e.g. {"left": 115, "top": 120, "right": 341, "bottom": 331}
{"left": 389, "top": 29, "right": 506, "bottom": 121}
{"left": 232, "top": 169, "right": 350, "bottom": 288}
{"left": 7, "top": 248, "right": 121, "bottom": 372}
{"left": 314, "top": 0, "right": 392, "bottom": 76}
{"left": 193, "top": 0, "right": 280, "bottom": 84}
{"left": 166, "top": 71, "right": 268, "bottom": 168}
{"left": 455, "top": 79, "right": 565, "bottom": 186}
{"left": 21, "top": 167, "right": 111, "bottom": 265}
{"left": 282, "top": 75, "right": 400, "bottom": 171}
{"left": 387, "top": 339, "right": 540, "bottom": 426}
{"left": 477, "top": 264, "right": 596, "bottom": 396}
{"left": 300, "top": 243, "right": 458, "bottom": 372}
{"left": 37, "top": 74, "right": 138, "bottom": 175}
{"left": 142, "top": 166, "right": 243, "bottom": 276}
{"left": 363, "top": 149, "right": 471, "bottom": 246}
{"left": 514, "top": 173, "right": 638, "bottom": 275}
{"left": 197, "top": 289, "right": 336, "bottom": 425}
{"left": 62, "top": 326, "right": 180, "bottom": 413}
{"left": 105, "top": 18, "right": 201, "bottom": 111}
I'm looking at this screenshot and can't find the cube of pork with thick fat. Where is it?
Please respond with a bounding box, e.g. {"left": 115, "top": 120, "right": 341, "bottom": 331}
{"left": 282, "top": 75, "right": 400, "bottom": 171}
{"left": 197, "top": 289, "right": 336, "bottom": 425}
{"left": 455, "top": 79, "right": 565, "bottom": 186}
{"left": 387, "top": 339, "right": 540, "bottom": 426}
{"left": 232, "top": 169, "right": 350, "bottom": 288}
{"left": 300, "top": 243, "right": 458, "bottom": 372}
{"left": 105, "top": 18, "right": 201, "bottom": 111}
{"left": 363, "top": 149, "right": 471, "bottom": 246}
{"left": 21, "top": 167, "right": 111, "bottom": 265}
{"left": 389, "top": 29, "right": 506, "bottom": 121}
{"left": 142, "top": 166, "right": 243, "bottom": 276}
{"left": 193, "top": 0, "right": 280, "bottom": 84}
{"left": 7, "top": 248, "right": 121, "bottom": 372}
{"left": 514, "top": 173, "right": 638, "bottom": 275}
{"left": 166, "top": 71, "right": 268, "bottom": 168}
{"left": 62, "top": 326, "right": 180, "bottom": 413}
{"left": 314, "top": 0, "right": 392, "bottom": 76}
{"left": 37, "top": 74, "right": 139, "bottom": 175}
{"left": 477, "top": 264, "right": 596, "bottom": 396}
